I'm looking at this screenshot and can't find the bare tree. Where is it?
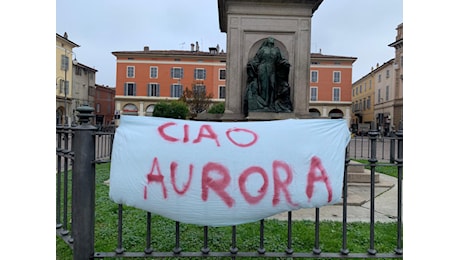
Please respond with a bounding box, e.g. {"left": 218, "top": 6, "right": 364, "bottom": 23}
{"left": 179, "top": 82, "right": 213, "bottom": 118}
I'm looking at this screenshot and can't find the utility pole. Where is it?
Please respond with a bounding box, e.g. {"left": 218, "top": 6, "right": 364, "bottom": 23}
{"left": 64, "top": 51, "right": 69, "bottom": 126}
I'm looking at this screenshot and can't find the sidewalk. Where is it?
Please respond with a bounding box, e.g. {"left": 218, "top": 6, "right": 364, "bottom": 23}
{"left": 268, "top": 174, "right": 400, "bottom": 223}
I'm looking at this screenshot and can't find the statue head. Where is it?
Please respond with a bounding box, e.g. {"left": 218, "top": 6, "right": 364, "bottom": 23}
{"left": 262, "top": 37, "right": 275, "bottom": 48}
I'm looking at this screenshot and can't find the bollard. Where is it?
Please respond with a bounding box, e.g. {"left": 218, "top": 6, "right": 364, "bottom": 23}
{"left": 71, "top": 105, "right": 97, "bottom": 260}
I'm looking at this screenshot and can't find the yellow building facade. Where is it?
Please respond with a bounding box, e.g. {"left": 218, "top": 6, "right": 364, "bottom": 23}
{"left": 56, "top": 32, "right": 79, "bottom": 125}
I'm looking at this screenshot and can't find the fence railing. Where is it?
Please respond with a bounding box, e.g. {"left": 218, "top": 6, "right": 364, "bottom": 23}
{"left": 56, "top": 109, "right": 403, "bottom": 259}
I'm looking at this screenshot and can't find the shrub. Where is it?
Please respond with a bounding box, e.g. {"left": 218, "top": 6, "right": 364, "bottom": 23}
{"left": 208, "top": 102, "right": 225, "bottom": 114}
{"left": 152, "top": 101, "right": 189, "bottom": 119}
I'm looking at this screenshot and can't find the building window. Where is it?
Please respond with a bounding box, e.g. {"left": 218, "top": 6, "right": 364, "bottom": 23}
{"left": 377, "top": 89, "right": 381, "bottom": 102}
{"left": 194, "top": 68, "right": 207, "bottom": 80}
{"left": 171, "top": 67, "right": 183, "bottom": 79}
{"left": 127, "top": 66, "right": 135, "bottom": 78}
{"left": 311, "top": 71, "right": 318, "bottom": 83}
{"left": 88, "top": 86, "right": 95, "bottom": 97}
{"left": 333, "top": 71, "right": 341, "bottom": 83}
{"left": 378, "top": 74, "right": 382, "bottom": 82}
{"left": 123, "top": 104, "right": 138, "bottom": 115}
{"left": 386, "top": 69, "right": 390, "bottom": 78}
{"left": 148, "top": 83, "right": 160, "bottom": 97}
{"left": 367, "top": 96, "right": 371, "bottom": 109}
{"left": 359, "top": 85, "right": 362, "bottom": 93}
{"left": 219, "top": 85, "right": 226, "bottom": 99}
{"left": 385, "top": 85, "right": 389, "bottom": 101}
{"left": 333, "top": 87, "right": 340, "bottom": 101}
{"left": 150, "top": 66, "right": 158, "bottom": 78}
{"left": 170, "top": 84, "right": 183, "bottom": 97}
{"left": 59, "top": 79, "right": 69, "bottom": 94}
{"left": 61, "top": 55, "right": 69, "bottom": 71}
{"left": 219, "top": 69, "right": 226, "bottom": 80}
{"left": 124, "top": 83, "right": 136, "bottom": 96}
{"left": 310, "top": 87, "right": 318, "bottom": 101}
{"left": 96, "top": 103, "right": 101, "bottom": 113}
{"left": 145, "top": 105, "right": 155, "bottom": 116}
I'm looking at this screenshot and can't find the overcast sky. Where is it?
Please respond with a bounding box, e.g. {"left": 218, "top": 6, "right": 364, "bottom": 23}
{"left": 56, "top": 0, "right": 402, "bottom": 87}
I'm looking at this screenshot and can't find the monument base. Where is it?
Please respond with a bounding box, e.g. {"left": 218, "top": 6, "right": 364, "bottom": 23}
{"left": 220, "top": 112, "right": 246, "bottom": 122}
{"left": 294, "top": 112, "right": 315, "bottom": 119}
{"left": 246, "top": 112, "right": 295, "bottom": 121}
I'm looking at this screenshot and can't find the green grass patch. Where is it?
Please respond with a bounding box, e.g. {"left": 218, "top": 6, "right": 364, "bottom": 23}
{"left": 57, "top": 163, "right": 401, "bottom": 259}
{"left": 352, "top": 159, "right": 400, "bottom": 178}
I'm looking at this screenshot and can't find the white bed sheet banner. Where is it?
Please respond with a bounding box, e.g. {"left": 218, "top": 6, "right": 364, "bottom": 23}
{"left": 109, "top": 116, "right": 351, "bottom": 227}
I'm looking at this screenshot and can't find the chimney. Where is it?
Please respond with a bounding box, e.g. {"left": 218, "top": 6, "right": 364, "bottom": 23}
{"left": 216, "top": 44, "right": 220, "bottom": 53}
{"left": 196, "top": 41, "right": 200, "bottom": 52}
{"left": 144, "top": 46, "right": 149, "bottom": 51}
{"left": 191, "top": 43, "right": 195, "bottom": 52}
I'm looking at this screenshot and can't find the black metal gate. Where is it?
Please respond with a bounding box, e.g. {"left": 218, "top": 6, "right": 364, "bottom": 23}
{"left": 56, "top": 107, "right": 402, "bottom": 259}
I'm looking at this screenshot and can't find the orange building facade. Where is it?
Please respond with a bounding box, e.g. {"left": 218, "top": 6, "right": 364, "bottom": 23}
{"left": 113, "top": 46, "right": 356, "bottom": 126}
{"left": 112, "top": 46, "right": 226, "bottom": 117}
{"left": 309, "top": 53, "right": 356, "bottom": 124}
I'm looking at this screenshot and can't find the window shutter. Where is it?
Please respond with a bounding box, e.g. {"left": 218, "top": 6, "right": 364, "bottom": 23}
{"left": 180, "top": 68, "right": 184, "bottom": 78}
{"left": 170, "top": 68, "right": 173, "bottom": 78}
{"left": 61, "top": 55, "right": 69, "bottom": 71}
{"left": 124, "top": 83, "right": 128, "bottom": 95}
{"left": 133, "top": 83, "right": 136, "bottom": 96}
{"left": 170, "top": 84, "right": 173, "bottom": 97}
{"left": 203, "top": 69, "right": 207, "bottom": 80}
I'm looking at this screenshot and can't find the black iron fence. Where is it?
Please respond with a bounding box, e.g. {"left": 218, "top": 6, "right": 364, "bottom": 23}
{"left": 56, "top": 108, "right": 402, "bottom": 259}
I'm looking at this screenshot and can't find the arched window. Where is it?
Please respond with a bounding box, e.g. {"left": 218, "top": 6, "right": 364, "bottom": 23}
{"left": 309, "top": 108, "right": 321, "bottom": 117}
{"left": 328, "top": 109, "right": 343, "bottom": 119}
{"left": 122, "top": 104, "right": 139, "bottom": 116}
{"left": 145, "top": 104, "right": 155, "bottom": 116}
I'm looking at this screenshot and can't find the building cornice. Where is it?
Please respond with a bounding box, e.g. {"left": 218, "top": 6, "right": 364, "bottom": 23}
{"left": 56, "top": 33, "right": 80, "bottom": 48}
{"left": 112, "top": 50, "right": 226, "bottom": 60}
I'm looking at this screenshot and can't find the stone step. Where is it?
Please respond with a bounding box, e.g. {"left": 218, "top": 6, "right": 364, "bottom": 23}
{"left": 348, "top": 170, "right": 380, "bottom": 183}
{"left": 347, "top": 161, "right": 379, "bottom": 183}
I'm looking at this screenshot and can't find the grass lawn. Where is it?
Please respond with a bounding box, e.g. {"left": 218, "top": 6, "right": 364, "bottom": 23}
{"left": 352, "top": 159, "right": 401, "bottom": 178}
{"left": 57, "top": 163, "right": 401, "bottom": 259}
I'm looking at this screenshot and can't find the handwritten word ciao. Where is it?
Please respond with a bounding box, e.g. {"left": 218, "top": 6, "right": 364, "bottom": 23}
{"left": 157, "top": 122, "right": 259, "bottom": 148}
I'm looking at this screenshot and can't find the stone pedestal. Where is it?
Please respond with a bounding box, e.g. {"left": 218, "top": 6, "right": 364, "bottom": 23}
{"left": 218, "top": 0, "right": 323, "bottom": 121}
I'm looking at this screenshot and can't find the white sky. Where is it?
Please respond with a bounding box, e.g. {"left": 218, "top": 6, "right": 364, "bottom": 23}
{"left": 56, "top": 0, "right": 402, "bottom": 87}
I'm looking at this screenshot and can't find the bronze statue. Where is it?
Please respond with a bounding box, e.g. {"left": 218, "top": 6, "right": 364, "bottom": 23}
{"left": 244, "top": 37, "right": 293, "bottom": 116}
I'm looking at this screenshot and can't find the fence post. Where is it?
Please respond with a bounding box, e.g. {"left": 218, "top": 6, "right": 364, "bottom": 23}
{"left": 71, "top": 105, "right": 97, "bottom": 260}
{"left": 367, "top": 121, "right": 379, "bottom": 255}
